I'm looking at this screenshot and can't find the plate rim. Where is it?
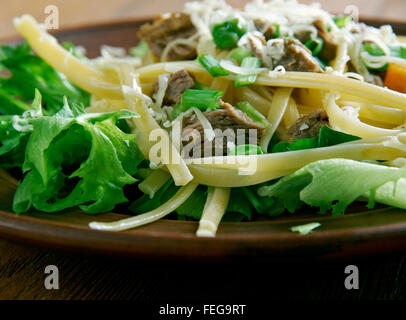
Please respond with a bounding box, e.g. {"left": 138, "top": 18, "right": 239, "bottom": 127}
{"left": 1, "top": 17, "right": 406, "bottom": 261}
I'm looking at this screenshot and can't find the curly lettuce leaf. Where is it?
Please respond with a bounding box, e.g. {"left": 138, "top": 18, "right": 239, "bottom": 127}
{"left": 259, "top": 159, "right": 406, "bottom": 216}
{"left": 3, "top": 91, "right": 143, "bottom": 214}
{"left": 271, "top": 126, "right": 360, "bottom": 153}
{"left": 0, "top": 42, "right": 90, "bottom": 115}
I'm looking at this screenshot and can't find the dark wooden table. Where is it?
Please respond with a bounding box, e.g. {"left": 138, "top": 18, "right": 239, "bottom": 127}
{"left": 1, "top": 0, "right": 406, "bottom": 303}
{"left": 1, "top": 238, "right": 405, "bottom": 300}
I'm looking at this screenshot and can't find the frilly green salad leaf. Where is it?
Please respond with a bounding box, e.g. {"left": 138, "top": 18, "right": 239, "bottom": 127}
{"left": 0, "top": 42, "right": 90, "bottom": 115}
{"left": 271, "top": 126, "right": 360, "bottom": 153}
{"left": 258, "top": 159, "right": 406, "bottom": 216}
{"left": 3, "top": 90, "right": 143, "bottom": 214}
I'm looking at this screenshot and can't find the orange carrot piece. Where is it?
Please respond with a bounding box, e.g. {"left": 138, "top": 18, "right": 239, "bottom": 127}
{"left": 384, "top": 63, "right": 406, "bottom": 94}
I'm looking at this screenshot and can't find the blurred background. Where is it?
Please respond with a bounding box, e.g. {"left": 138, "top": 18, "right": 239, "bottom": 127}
{"left": 1, "top": 0, "right": 405, "bottom": 40}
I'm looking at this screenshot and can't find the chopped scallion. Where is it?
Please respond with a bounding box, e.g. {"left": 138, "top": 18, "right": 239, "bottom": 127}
{"left": 389, "top": 45, "right": 406, "bottom": 60}
{"left": 273, "top": 24, "right": 281, "bottom": 38}
{"left": 363, "top": 43, "right": 389, "bottom": 71}
{"left": 234, "top": 57, "right": 262, "bottom": 88}
{"left": 363, "top": 43, "right": 406, "bottom": 71}
{"left": 364, "top": 43, "right": 385, "bottom": 56}
{"left": 291, "top": 222, "right": 321, "bottom": 235}
{"left": 230, "top": 47, "right": 254, "bottom": 63}
{"left": 333, "top": 16, "right": 352, "bottom": 29}
{"left": 305, "top": 37, "right": 324, "bottom": 56}
{"left": 172, "top": 89, "right": 224, "bottom": 118}
{"left": 197, "top": 54, "right": 230, "bottom": 77}
{"left": 212, "top": 19, "right": 247, "bottom": 49}
{"left": 236, "top": 101, "right": 269, "bottom": 127}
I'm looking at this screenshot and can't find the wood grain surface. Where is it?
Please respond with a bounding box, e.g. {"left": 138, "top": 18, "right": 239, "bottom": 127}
{"left": 1, "top": 239, "right": 406, "bottom": 300}
{"left": 1, "top": 0, "right": 406, "bottom": 302}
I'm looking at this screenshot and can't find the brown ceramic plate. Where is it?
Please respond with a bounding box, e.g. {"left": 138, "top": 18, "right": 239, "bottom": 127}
{"left": 1, "top": 18, "right": 406, "bottom": 261}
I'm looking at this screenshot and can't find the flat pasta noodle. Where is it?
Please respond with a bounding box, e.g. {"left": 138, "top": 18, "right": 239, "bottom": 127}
{"left": 282, "top": 97, "right": 300, "bottom": 128}
{"left": 196, "top": 187, "right": 231, "bottom": 237}
{"left": 187, "top": 134, "right": 406, "bottom": 187}
{"left": 234, "top": 87, "right": 271, "bottom": 115}
{"left": 89, "top": 182, "right": 199, "bottom": 231}
{"left": 260, "top": 87, "right": 293, "bottom": 150}
{"left": 138, "top": 169, "right": 172, "bottom": 198}
{"left": 255, "top": 72, "right": 406, "bottom": 110}
{"left": 337, "top": 100, "right": 406, "bottom": 126}
{"left": 323, "top": 93, "right": 402, "bottom": 138}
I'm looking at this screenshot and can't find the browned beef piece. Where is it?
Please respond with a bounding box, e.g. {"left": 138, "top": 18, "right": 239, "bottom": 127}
{"left": 181, "top": 101, "right": 265, "bottom": 158}
{"left": 313, "top": 20, "right": 338, "bottom": 62}
{"left": 137, "top": 13, "right": 197, "bottom": 61}
{"left": 294, "top": 30, "right": 313, "bottom": 44}
{"left": 287, "top": 109, "right": 329, "bottom": 141}
{"left": 254, "top": 19, "right": 276, "bottom": 40}
{"left": 270, "top": 38, "right": 323, "bottom": 73}
{"left": 154, "top": 69, "right": 195, "bottom": 106}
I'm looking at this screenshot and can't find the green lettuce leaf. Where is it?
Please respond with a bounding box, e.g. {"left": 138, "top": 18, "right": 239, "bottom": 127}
{"left": 259, "top": 159, "right": 406, "bottom": 216}
{"left": 1, "top": 90, "right": 143, "bottom": 214}
{"left": 0, "top": 42, "right": 90, "bottom": 115}
{"left": 271, "top": 126, "right": 360, "bottom": 153}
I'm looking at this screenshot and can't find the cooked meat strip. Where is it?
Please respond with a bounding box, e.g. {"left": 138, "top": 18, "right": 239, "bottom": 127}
{"left": 254, "top": 19, "right": 276, "bottom": 40}
{"left": 269, "top": 38, "right": 323, "bottom": 72}
{"left": 287, "top": 109, "right": 329, "bottom": 141}
{"left": 137, "top": 13, "right": 197, "bottom": 61}
{"left": 294, "top": 30, "right": 313, "bottom": 44}
{"left": 154, "top": 69, "right": 195, "bottom": 106}
{"left": 247, "top": 32, "right": 267, "bottom": 61}
{"left": 313, "top": 20, "right": 338, "bottom": 62}
{"left": 181, "top": 101, "right": 265, "bottom": 158}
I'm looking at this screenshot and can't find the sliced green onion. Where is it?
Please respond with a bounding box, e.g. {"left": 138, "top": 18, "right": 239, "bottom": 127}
{"left": 130, "top": 40, "right": 149, "bottom": 58}
{"left": 172, "top": 89, "right": 224, "bottom": 118}
{"left": 229, "top": 144, "right": 265, "bottom": 156}
{"left": 236, "top": 101, "right": 270, "bottom": 127}
{"left": 363, "top": 43, "right": 406, "bottom": 71}
{"left": 230, "top": 47, "right": 254, "bottom": 63}
{"left": 305, "top": 37, "right": 324, "bottom": 56}
{"left": 273, "top": 24, "right": 280, "bottom": 38}
{"left": 291, "top": 222, "right": 321, "bottom": 235}
{"left": 197, "top": 54, "right": 230, "bottom": 77}
{"left": 234, "top": 57, "right": 262, "bottom": 88}
{"left": 364, "top": 43, "right": 385, "bottom": 56}
{"left": 389, "top": 45, "right": 406, "bottom": 60}
{"left": 212, "top": 19, "right": 247, "bottom": 49}
{"left": 363, "top": 43, "right": 387, "bottom": 71}
{"left": 333, "top": 16, "right": 352, "bottom": 29}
